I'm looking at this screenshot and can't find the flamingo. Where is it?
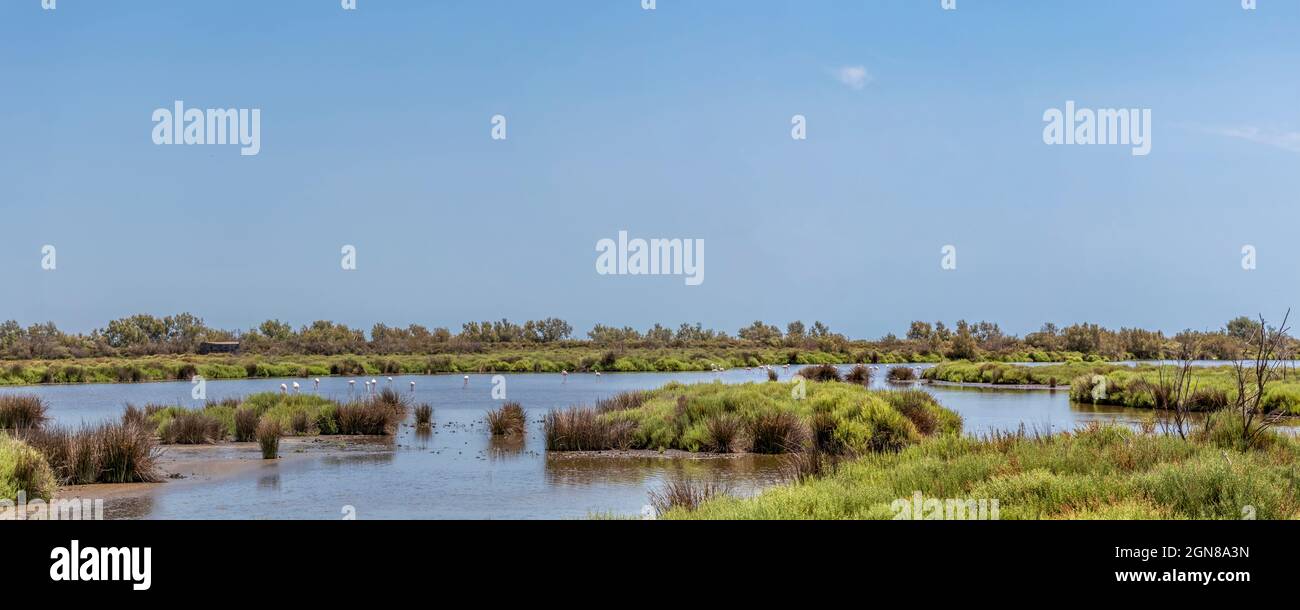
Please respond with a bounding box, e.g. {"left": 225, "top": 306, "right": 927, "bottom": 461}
{"left": 292, "top": 381, "right": 301, "bottom": 394}
{"left": 409, "top": 380, "right": 416, "bottom": 392}
{"left": 348, "top": 379, "right": 356, "bottom": 395}
{"left": 463, "top": 375, "right": 470, "bottom": 388}
{"left": 595, "top": 371, "right": 602, "bottom": 377}
{"left": 279, "top": 383, "right": 288, "bottom": 395}
{"left": 387, "top": 376, "right": 393, "bottom": 387}
{"left": 313, "top": 378, "right": 320, "bottom": 392}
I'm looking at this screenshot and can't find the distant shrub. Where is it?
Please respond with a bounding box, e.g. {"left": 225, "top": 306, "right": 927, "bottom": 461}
{"left": 845, "top": 365, "right": 872, "bottom": 386}
{"left": 798, "top": 364, "right": 841, "bottom": 382}
{"left": 887, "top": 366, "right": 917, "bottom": 382}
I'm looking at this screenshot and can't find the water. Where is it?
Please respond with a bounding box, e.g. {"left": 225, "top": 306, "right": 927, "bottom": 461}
{"left": 1, "top": 365, "right": 1286, "bottom": 519}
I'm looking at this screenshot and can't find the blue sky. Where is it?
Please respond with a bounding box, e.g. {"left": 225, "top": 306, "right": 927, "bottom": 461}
{"left": 2, "top": 0, "right": 1298, "bottom": 337}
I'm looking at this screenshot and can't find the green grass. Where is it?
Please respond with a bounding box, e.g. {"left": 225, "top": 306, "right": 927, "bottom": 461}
{"left": 923, "top": 361, "right": 1300, "bottom": 414}
{"left": 143, "top": 392, "right": 399, "bottom": 441}
{"left": 1069, "top": 366, "right": 1300, "bottom": 415}
{"left": 923, "top": 360, "right": 1117, "bottom": 387}
{"left": 546, "top": 381, "right": 961, "bottom": 454}
{"left": 664, "top": 422, "right": 1300, "bottom": 520}
{"left": 0, "top": 345, "right": 1120, "bottom": 388}
{"left": 0, "top": 434, "right": 58, "bottom": 502}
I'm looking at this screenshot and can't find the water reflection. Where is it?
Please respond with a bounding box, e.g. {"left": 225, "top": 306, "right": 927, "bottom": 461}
{"left": 487, "top": 436, "right": 526, "bottom": 460}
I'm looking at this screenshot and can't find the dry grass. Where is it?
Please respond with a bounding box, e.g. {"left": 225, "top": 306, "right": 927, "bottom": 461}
{"left": 887, "top": 366, "right": 918, "bottom": 382}
{"left": 486, "top": 402, "right": 527, "bottom": 436}
{"left": 746, "top": 411, "right": 807, "bottom": 454}
{"left": 21, "top": 422, "right": 161, "bottom": 485}
{"left": 845, "top": 364, "right": 873, "bottom": 385}
{"left": 543, "top": 407, "right": 634, "bottom": 451}
{"left": 704, "top": 413, "right": 743, "bottom": 453}
{"left": 160, "top": 411, "right": 226, "bottom": 444}
{"left": 595, "top": 391, "right": 647, "bottom": 414}
{"left": 648, "top": 477, "right": 733, "bottom": 516}
{"left": 414, "top": 403, "right": 433, "bottom": 428}
{"left": 798, "top": 364, "right": 841, "bottom": 382}
{"left": 234, "top": 407, "right": 259, "bottom": 442}
{"left": 336, "top": 399, "right": 401, "bottom": 435}
{"left": 0, "top": 395, "right": 48, "bottom": 430}
{"left": 256, "top": 417, "right": 281, "bottom": 459}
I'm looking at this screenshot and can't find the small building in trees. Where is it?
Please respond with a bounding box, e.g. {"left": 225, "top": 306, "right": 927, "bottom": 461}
{"left": 197, "top": 341, "right": 241, "bottom": 355}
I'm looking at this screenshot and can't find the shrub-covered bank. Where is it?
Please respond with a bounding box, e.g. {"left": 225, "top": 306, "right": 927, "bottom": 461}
{"left": 143, "top": 388, "right": 417, "bottom": 442}
{"left": 1070, "top": 367, "right": 1300, "bottom": 415}
{"left": 0, "top": 345, "right": 1142, "bottom": 388}
{"left": 544, "top": 381, "right": 961, "bottom": 455}
{"left": 922, "top": 361, "right": 1118, "bottom": 387}
{"left": 1, "top": 388, "right": 427, "bottom": 501}
{"left": 664, "top": 419, "right": 1300, "bottom": 520}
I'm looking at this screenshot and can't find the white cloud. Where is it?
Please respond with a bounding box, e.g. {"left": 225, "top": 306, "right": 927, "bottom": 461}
{"left": 831, "top": 65, "right": 871, "bottom": 91}
{"left": 1205, "top": 125, "right": 1300, "bottom": 153}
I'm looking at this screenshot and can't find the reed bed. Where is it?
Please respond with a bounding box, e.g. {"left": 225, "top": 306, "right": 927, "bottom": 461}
{"left": 486, "top": 402, "right": 527, "bottom": 436}
{"left": 256, "top": 418, "right": 281, "bottom": 459}
{"left": 0, "top": 395, "right": 48, "bottom": 430}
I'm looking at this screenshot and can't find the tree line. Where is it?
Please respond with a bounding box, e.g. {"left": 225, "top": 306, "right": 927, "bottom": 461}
{"left": 0, "top": 313, "right": 1287, "bottom": 361}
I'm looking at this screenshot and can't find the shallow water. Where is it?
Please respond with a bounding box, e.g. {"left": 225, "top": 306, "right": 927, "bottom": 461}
{"left": 2, "top": 365, "right": 1287, "bottom": 519}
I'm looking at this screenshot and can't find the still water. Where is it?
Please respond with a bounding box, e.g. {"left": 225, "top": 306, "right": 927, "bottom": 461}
{"left": 0, "top": 365, "right": 1275, "bottom": 519}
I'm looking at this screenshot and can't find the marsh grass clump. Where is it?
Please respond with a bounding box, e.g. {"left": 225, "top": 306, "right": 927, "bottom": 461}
{"left": 289, "top": 411, "right": 310, "bottom": 435}
{"left": 783, "top": 442, "right": 840, "bottom": 484}
{"left": 0, "top": 395, "right": 48, "bottom": 431}
{"left": 845, "top": 365, "right": 872, "bottom": 386}
{"left": 747, "top": 411, "right": 807, "bottom": 454}
{"left": 767, "top": 369, "right": 778, "bottom": 382}
{"left": 595, "top": 391, "right": 647, "bottom": 414}
{"left": 704, "top": 413, "right": 743, "bottom": 453}
{"left": 160, "top": 411, "right": 226, "bottom": 444}
{"left": 486, "top": 402, "right": 527, "bottom": 436}
{"left": 256, "top": 418, "right": 282, "bottom": 459}
{"left": 648, "top": 477, "right": 733, "bottom": 516}
{"left": 121, "top": 404, "right": 147, "bottom": 428}
{"left": 0, "top": 434, "right": 58, "bottom": 502}
{"left": 233, "top": 407, "right": 259, "bottom": 442}
{"left": 374, "top": 388, "right": 410, "bottom": 419}
{"left": 543, "top": 407, "right": 633, "bottom": 451}
{"left": 414, "top": 403, "right": 433, "bottom": 428}
{"left": 887, "top": 366, "right": 918, "bottom": 382}
{"left": 21, "top": 422, "right": 161, "bottom": 485}
{"left": 799, "top": 364, "right": 841, "bottom": 383}
{"left": 335, "top": 400, "right": 401, "bottom": 435}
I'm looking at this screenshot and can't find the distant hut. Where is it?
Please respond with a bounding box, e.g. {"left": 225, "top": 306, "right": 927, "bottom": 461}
{"left": 198, "top": 341, "right": 241, "bottom": 355}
